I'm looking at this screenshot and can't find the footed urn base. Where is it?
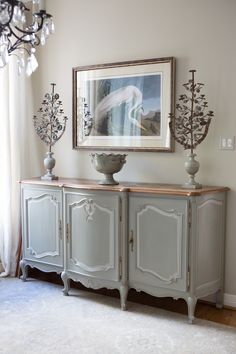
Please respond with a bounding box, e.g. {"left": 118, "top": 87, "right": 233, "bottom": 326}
{"left": 98, "top": 173, "right": 119, "bottom": 185}
{"left": 183, "top": 152, "right": 202, "bottom": 189}
{"left": 41, "top": 152, "right": 58, "bottom": 181}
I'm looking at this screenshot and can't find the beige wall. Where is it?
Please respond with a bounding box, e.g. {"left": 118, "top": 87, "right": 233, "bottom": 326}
{"left": 32, "top": 0, "right": 236, "bottom": 297}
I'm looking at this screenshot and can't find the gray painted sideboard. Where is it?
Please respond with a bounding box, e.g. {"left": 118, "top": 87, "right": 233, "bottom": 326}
{"left": 20, "top": 178, "right": 229, "bottom": 323}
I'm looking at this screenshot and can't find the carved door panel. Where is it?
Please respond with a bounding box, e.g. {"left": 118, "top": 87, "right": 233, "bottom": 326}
{"left": 22, "top": 187, "right": 63, "bottom": 267}
{"left": 65, "top": 190, "right": 120, "bottom": 282}
{"left": 129, "top": 194, "right": 188, "bottom": 292}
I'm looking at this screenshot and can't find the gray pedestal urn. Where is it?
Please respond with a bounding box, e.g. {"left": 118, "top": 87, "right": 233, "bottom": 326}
{"left": 184, "top": 152, "right": 201, "bottom": 189}
{"left": 41, "top": 152, "right": 58, "bottom": 180}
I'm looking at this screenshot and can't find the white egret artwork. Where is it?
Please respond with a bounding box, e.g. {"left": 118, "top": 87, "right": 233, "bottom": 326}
{"left": 73, "top": 57, "right": 175, "bottom": 151}
{"left": 83, "top": 75, "right": 161, "bottom": 137}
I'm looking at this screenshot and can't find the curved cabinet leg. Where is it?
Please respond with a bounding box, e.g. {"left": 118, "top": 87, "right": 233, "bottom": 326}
{"left": 187, "top": 296, "right": 197, "bottom": 324}
{"left": 216, "top": 289, "right": 224, "bottom": 309}
{"left": 119, "top": 284, "right": 128, "bottom": 310}
{"left": 20, "top": 259, "right": 28, "bottom": 281}
{"left": 61, "top": 271, "right": 70, "bottom": 296}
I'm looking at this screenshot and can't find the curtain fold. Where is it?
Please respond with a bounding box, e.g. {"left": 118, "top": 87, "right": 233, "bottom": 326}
{"left": 0, "top": 58, "right": 38, "bottom": 277}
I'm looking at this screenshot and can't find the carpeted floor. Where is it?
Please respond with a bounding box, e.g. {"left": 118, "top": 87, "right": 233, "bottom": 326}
{"left": 0, "top": 278, "right": 236, "bottom": 354}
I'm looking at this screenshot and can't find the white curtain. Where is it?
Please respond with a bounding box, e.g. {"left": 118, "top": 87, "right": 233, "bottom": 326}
{"left": 0, "top": 58, "right": 38, "bottom": 277}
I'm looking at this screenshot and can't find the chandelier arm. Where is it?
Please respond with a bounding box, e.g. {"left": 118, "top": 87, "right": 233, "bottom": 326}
{"left": 11, "top": 45, "right": 31, "bottom": 55}
{"left": 8, "top": 34, "right": 40, "bottom": 54}
{"left": 6, "top": 17, "right": 42, "bottom": 53}
{"left": 14, "top": 11, "right": 52, "bottom": 35}
{"left": 9, "top": 13, "right": 46, "bottom": 37}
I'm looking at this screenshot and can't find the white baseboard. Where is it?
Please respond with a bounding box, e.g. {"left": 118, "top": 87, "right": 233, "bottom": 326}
{"left": 224, "top": 293, "right": 236, "bottom": 309}
{"left": 201, "top": 293, "right": 236, "bottom": 309}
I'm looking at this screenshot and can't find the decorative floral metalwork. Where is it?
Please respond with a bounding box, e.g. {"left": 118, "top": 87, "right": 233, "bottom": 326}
{"left": 33, "top": 83, "right": 68, "bottom": 152}
{"left": 77, "top": 96, "right": 94, "bottom": 142}
{"left": 82, "top": 98, "right": 93, "bottom": 136}
{"left": 169, "top": 70, "right": 214, "bottom": 153}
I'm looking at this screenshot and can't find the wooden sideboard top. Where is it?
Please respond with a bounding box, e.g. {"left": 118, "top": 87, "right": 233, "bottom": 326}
{"left": 20, "top": 177, "right": 229, "bottom": 196}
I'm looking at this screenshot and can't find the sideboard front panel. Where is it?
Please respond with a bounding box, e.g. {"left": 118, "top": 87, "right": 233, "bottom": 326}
{"left": 129, "top": 194, "right": 189, "bottom": 292}
{"left": 65, "top": 190, "right": 120, "bottom": 282}
{"left": 22, "top": 187, "right": 63, "bottom": 267}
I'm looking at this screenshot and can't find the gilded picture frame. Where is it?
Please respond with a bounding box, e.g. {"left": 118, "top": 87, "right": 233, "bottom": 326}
{"left": 73, "top": 57, "right": 175, "bottom": 152}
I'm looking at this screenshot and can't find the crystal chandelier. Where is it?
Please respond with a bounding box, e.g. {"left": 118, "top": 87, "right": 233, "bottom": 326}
{"left": 0, "top": 0, "right": 54, "bottom": 75}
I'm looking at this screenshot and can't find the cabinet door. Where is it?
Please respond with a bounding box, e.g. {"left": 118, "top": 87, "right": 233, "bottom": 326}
{"left": 22, "top": 187, "right": 63, "bottom": 268}
{"left": 129, "top": 194, "right": 188, "bottom": 292}
{"left": 65, "top": 191, "right": 120, "bottom": 282}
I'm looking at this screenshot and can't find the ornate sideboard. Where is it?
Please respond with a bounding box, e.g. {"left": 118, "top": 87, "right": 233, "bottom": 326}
{"left": 20, "top": 178, "right": 228, "bottom": 323}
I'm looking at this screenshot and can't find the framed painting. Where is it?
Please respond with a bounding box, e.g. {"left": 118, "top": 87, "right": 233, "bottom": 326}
{"left": 73, "top": 57, "right": 175, "bottom": 152}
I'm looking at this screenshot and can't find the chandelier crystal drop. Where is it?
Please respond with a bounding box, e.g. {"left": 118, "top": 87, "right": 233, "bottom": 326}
{"left": 0, "top": 0, "right": 54, "bottom": 75}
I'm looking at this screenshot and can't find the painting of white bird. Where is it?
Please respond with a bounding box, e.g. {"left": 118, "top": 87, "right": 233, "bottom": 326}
{"left": 84, "top": 74, "right": 161, "bottom": 137}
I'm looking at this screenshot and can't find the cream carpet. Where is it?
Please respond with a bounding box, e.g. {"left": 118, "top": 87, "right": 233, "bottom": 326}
{"left": 0, "top": 278, "right": 236, "bottom": 354}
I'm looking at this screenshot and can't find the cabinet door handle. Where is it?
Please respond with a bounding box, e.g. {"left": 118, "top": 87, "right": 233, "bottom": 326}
{"left": 129, "top": 230, "right": 134, "bottom": 252}
{"left": 66, "top": 223, "right": 70, "bottom": 242}
{"left": 59, "top": 220, "right": 62, "bottom": 239}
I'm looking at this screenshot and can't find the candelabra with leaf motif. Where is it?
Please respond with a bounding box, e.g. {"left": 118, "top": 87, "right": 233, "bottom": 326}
{"left": 169, "top": 70, "right": 214, "bottom": 189}
{"left": 33, "top": 83, "right": 68, "bottom": 180}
